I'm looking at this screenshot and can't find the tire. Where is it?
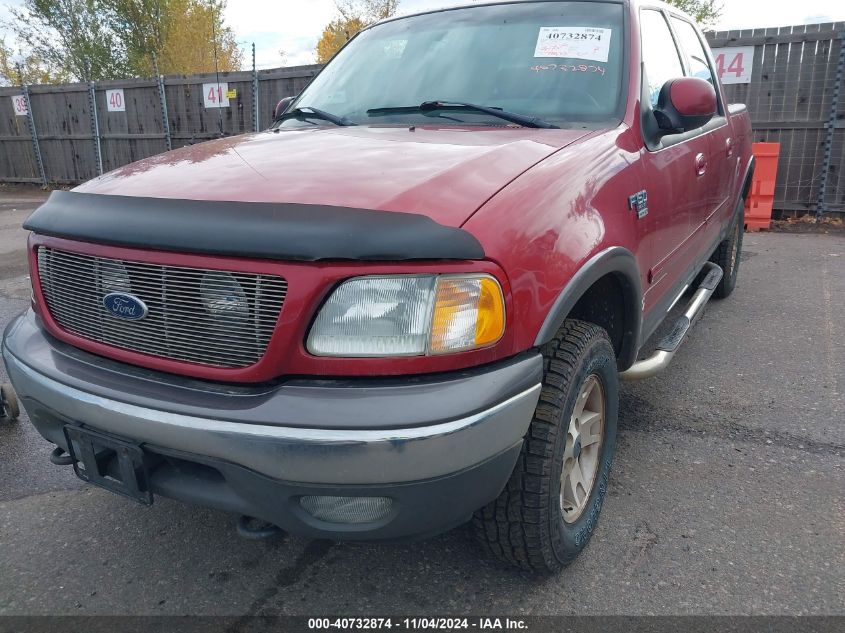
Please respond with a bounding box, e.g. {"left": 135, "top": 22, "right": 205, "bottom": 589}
{"left": 1, "top": 383, "right": 20, "bottom": 421}
{"left": 710, "top": 199, "right": 745, "bottom": 299}
{"left": 473, "top": 320, "right": 618, "bottom": 572}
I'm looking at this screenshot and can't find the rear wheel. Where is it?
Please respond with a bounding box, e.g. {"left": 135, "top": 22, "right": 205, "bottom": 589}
{"left": 473, "top": 320, "right": 618, "bottom": 572}
{"left": 710, "top": 201, "right": 745, "bottom": 299}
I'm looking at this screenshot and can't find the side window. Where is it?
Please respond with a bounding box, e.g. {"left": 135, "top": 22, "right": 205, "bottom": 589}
{"left": 670, "top": 17, "right": 715, "bottom": 86}
{"left": 640, "top": 10, "right": 684, "bottom": 107}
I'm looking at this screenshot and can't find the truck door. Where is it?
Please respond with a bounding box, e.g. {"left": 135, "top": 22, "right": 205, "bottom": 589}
{"left": 669, "top": 15, "right": 735, "bottom": 252}
{"left": 637, "top": 8, "right": 712, "bottom": 320}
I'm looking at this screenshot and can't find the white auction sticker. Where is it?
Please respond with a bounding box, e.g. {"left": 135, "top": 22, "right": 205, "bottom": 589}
{"left": 534, "top": 27, "right": 612, "bottom": 63}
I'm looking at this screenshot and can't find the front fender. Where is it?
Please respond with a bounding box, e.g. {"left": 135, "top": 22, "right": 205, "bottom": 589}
{"left": 462, "top": 125, "right": 647, "bottom": 370}
{"left": 534, "top": 247, "right": 642, "bottom": 369}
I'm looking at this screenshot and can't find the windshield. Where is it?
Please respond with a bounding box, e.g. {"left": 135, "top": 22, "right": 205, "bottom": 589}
{"left": 283, "top": 1, "right": 625, "bottom": 128}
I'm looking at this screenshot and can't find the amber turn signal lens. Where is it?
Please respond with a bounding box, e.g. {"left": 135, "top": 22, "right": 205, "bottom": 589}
{"left": 475, "top": 277, "right": 506, "bottom": 346}
{"left": 429, "top": 275, "right": 505, "bottom": 354}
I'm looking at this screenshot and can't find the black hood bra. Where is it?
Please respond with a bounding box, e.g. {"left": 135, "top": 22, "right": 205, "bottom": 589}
{"left": 24, "top": 191, "right": 485, "bottom": 262}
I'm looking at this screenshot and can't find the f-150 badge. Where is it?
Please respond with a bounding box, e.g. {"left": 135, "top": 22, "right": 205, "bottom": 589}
{"left": 629, "top": 190, "right": 648, "bottom": 219}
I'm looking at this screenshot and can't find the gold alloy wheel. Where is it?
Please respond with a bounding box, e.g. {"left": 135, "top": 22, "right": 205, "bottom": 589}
{"left": 560, "top": 375, "right": 605, "bottom": 523}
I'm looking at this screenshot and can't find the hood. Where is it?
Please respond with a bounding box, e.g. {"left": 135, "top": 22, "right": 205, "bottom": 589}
{"left": 76, "top": 125, "right": 593, "bottom": 227}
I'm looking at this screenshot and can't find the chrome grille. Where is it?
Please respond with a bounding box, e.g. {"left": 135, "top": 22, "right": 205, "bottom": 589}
{"left": 37, "top": 247, "right": 287, "bottom": 368}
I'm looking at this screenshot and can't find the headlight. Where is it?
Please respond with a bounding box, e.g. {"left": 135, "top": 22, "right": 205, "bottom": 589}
{"left": 307, "top": 274, "right": 505, "bottom": 357}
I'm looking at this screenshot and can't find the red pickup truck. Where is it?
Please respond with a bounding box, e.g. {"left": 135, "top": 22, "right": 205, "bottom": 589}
{"left": 3, "top": 0, "right": 752, "bottom": 572}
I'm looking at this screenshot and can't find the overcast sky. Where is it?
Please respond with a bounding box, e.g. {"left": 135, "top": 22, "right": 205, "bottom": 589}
{"left": 2, "top": 0, "right": 844, "bottom": 70}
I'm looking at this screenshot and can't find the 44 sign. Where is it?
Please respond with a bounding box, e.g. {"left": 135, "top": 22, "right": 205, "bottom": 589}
{"left": 714, "top": 46, "right": 754, "bottom": 85}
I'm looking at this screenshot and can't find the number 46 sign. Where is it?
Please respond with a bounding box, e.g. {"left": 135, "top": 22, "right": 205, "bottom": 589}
{"left": 714, "top": 46, "right": 754, "bottom": 85}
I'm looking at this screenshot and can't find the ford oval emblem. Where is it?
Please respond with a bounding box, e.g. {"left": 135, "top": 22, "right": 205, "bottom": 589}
{"left": 102, "top": 292, "right": 148, "bottom": 321}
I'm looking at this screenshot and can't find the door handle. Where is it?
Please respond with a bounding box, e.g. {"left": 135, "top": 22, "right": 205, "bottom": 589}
{"left": 726, "top": 137, "right": 733, "bottom": 157}
{"left": 695, "top": 153, "right": 707, "bottom": 176}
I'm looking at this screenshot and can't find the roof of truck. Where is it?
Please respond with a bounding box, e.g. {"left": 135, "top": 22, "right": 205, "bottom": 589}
{"left": 375, "top": 0, "right": 694, "bottom": 27}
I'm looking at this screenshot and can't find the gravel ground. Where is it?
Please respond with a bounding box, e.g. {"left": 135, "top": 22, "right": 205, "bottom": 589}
{"left": 0, "top": 192, "right": 842, "bottom": 617}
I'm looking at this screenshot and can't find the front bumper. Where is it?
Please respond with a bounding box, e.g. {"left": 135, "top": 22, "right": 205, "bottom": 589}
{"left": 3, "top": 311, "right": 542, "bottom": 540}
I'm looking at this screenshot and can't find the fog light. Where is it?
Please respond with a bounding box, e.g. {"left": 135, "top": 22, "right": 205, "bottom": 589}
{"left": 200, "top": 271, "right": 248, "bottom": 322}
{"left": 300, "top": 495, "right": 393, "bottom": 524}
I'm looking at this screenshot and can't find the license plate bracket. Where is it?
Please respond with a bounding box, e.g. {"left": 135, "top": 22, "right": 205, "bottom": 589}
{"left": 63, "top": 425, "right": 153, "bottom": 505}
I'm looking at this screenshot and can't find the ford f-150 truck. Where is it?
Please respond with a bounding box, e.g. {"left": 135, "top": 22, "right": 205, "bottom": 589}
{"left": 2, "top": 0, "right": 752, "bottom": 572}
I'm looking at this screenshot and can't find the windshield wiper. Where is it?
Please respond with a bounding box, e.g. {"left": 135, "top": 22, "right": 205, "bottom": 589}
{"left": 276, "top": 106, "right": 356, "bottom": 127}
{"left": 367, "top": 101, "right": 558, "bottom": 129}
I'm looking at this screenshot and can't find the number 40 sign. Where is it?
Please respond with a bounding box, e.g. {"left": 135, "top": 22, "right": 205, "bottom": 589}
{"left": 106, "top": 88, "right": 125, "bottom": 112}
{"left": 714, "top": 46, "right": 754, "bottom": 85}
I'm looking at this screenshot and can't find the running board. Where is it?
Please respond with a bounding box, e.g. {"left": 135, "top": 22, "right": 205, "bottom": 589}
{"left": 620, "top": 262, "right": 723, "bottom": 381}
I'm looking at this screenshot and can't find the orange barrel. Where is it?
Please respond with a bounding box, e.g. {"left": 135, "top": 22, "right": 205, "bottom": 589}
{"left": 744, "top": 143, "right": 780, "bottom": 231}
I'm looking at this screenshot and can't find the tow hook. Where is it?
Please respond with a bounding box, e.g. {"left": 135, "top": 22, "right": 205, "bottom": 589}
{"left": 621, "top": 262, "right": 723, "bottom": 381}
{"left": 236, "top": 515, "right": 283, "bottom": 540}
{"left": 50, "top": 446, "right": 76, "bottom": 466}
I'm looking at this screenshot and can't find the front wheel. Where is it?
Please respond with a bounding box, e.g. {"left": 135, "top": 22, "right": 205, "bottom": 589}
{"left": 473, "top": 320, "right": 618, "bottom": 572}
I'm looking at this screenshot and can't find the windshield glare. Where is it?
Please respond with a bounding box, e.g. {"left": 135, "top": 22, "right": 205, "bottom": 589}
{"left": 283, "top": 1, "right": 624, "bottom": 128}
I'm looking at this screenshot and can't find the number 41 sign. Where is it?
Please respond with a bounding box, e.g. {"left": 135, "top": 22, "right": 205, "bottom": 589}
{"left": 203, "top": 82, "right": 230, "bottom": 108}
{"left": 714, "top": 46, "right": 754, "bottom": 85}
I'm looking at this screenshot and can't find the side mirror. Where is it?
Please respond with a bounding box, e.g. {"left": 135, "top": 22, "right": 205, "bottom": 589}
{"left": 653, "top": 77, "right": 716, "bottom": 134}
{"left": 273, "top": 96, "right": 296, "bottom": 120}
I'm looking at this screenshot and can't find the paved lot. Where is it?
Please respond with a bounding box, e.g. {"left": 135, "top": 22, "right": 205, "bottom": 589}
{"left": 0, "top": 191, "right": 842, "bottom": 616}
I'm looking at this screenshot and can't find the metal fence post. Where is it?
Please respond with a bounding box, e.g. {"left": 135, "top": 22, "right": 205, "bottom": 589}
{"left": 816, "top": 31, "right": 845, "bottom": 220}
{"left": 88, "top": 81, "right": 104, "bottom": 176}
{"left": 158, "top": 74, "right": 172, "bottom": 151}
{"left": 21, "top": 85, "right": 47, "bottom": 186}
{"left": 253, "top": 43, "right": 260, "bottom": 132}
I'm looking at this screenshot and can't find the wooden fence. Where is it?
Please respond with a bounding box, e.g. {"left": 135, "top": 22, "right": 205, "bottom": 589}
{"left": 0, "top": 65, "right": 320, "bottom": 184}
{"left": 706, "top": 23, "right": 845, "bottom": 217}
{"left": 1, "top": 22, "right": 844, "bottom": 217}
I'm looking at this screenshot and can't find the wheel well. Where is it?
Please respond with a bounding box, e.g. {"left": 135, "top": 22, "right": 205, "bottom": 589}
{"left": 533, "top": 246, "right": 642, "bottom": 370}
{"left": 567, "top": 274, "right": 627, "bottom": 359}
{"left": 741, "top": 156, "right": 756, "bottom": 200}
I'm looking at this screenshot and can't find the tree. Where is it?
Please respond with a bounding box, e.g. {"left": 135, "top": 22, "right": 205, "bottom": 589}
{"left": 664, "top": 0, "right": 723, "bottom": 28}
{"left": 2, "top": 0, "right": 241, "bottom": 83}
{"left": 336, "top": 0, "right": 399, "bottom": 22}
{"left": 0, "top": 36, "right": 71, "bottom": 86}
{"left": 315, "top": 16, "right": 367, "bottom": 64}
{"left": 154, "top": 0, "right": 241, "bottom": 74}
{"left": 315, "top": 0, "right": 399, "bottom": 64}
{"left": 5, "top": 0, "right": 128, "bottom": 81}
{"left": 112, "top": 0, "right": 242, "bottom": 76}
{"left": 110, "top": 0, "right": 169, "bottom": 76}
